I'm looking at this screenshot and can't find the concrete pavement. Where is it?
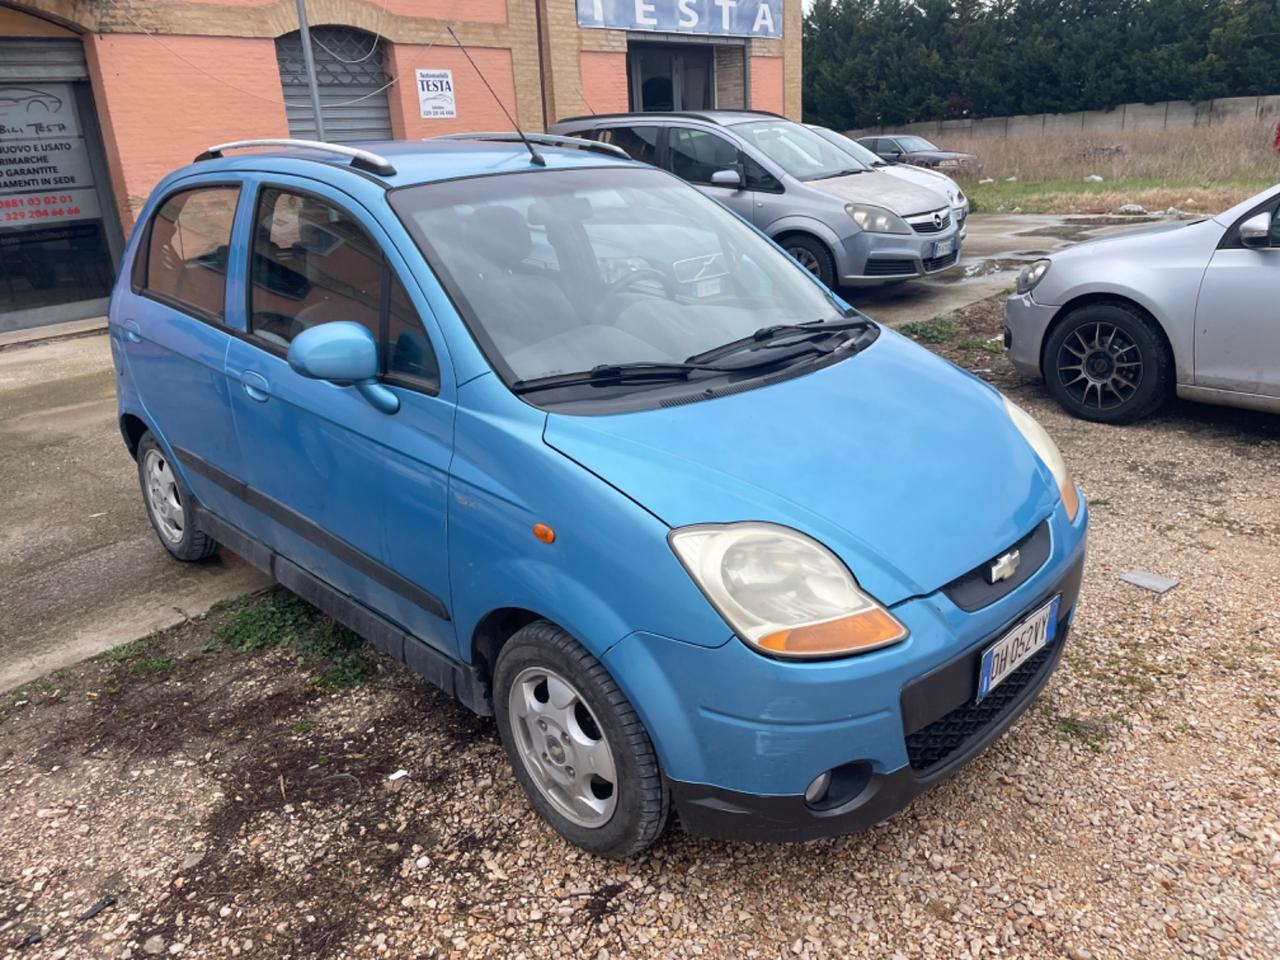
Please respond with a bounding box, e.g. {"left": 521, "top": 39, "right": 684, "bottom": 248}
{"left": 0, "top": 331, "right": 268, "bottom": 692}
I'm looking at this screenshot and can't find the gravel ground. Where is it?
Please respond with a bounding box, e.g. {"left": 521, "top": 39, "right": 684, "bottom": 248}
{"left": 1, "top": 297, "right": 1277, "bottom": 960}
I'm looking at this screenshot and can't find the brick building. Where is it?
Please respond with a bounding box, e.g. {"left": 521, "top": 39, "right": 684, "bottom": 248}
{"left": 0, "top": 0, "right": 801, "bottom": 331}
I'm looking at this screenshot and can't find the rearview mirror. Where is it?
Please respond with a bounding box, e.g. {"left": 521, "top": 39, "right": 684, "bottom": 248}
{"left": 710, "top": 168, "right": 743, "bottom": 189}
{"left": 1239, "top": 212, "right": 1273, "bottom": 249}
{"left": 287, "top": 321, "right": 399, "bottom": 414}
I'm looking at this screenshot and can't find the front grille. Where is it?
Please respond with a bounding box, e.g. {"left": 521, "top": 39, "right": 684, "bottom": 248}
{"left": 942, "top": 521, "right": 1050, "bottom": 612}
{"left": 905, "top": 644, "right": 1055, "bottom": 772}
{"left": 864, "top": 258, "right": 916, "bottom": 276}
{"left": 923, "top": 250, "right": 959, "bottom": 271}
{"left": 909, "top": 209, "right": 952, "bottom": 234}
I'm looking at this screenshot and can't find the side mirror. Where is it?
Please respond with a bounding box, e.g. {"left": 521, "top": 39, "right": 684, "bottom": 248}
{"left": 1239, "top": 212, "right": 1273, "bottom": 249}
{"left": 710, "top": 168, "right": 743, "bottom": 189}
{"left": 287, "top": 321, "right": 399, "bottom": 414}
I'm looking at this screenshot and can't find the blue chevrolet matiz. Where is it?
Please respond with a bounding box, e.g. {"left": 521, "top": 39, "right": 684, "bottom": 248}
{"left": 111, "top": 135, "right": 1086, "bottom": 857}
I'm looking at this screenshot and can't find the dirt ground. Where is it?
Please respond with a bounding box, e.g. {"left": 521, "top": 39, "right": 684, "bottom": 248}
{"left": 1, "top": 298, "right": 1277, "bottom": 960}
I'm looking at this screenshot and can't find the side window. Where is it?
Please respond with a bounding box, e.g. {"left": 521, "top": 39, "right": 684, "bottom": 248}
{"left": 668, "top": 128, "right": 739, "bottom": 185}
{"left": 142, "top": 186, "right": 239, "bottom": 321}
{"left": 743, "top": 156, "right": 782, "bottom": 192}
{"left": 249, "top": 188, "right": 382, "bottom": 348}
{"left": 1270, "top": 207, "right": 1280, "bottom": 247}
{"left": 597, "top": 125, "right": 660, "bottom": 165}
{"left": 385, "top": 272, "right": 440, "bottom": 389}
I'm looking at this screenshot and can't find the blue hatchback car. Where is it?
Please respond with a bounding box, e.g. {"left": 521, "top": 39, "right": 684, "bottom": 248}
{"left": 110, "top": 135, "right": 1087, "bottom": 857}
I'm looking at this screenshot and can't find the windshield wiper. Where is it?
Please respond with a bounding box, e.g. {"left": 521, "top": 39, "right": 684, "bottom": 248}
{"left": 817, "top": 167, "right": 867, "bottom": 179}
{"left": 685, "top": 316, "right": 873, "bottom": 365}
{"left": 511, "top": 360, "right": 736, "bottom": 395}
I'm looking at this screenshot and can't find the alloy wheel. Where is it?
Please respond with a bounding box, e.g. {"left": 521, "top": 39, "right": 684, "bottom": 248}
{"left": 1054, "top": 320, "right": 1144, "bottom": 412}
{"left": 507, "top": 666, "right": 618, "bottom": 828}
{"left": 788, "top": 245, "right": 821, "bottom": 275}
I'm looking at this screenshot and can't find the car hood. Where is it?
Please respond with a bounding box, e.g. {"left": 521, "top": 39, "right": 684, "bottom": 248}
{"left": 1052, "top": 218, "right": 1212, "bottom": 259}
{"left": 909, "top": 150, "right": 976, "bottom": 163}
{"left": 881, "top": 164, "right": 956, "bottom": 200}
{"left": 807, "top": 170, "right": 948, "bottom": 217}
{"left": 543, "top": 332, "right": 1059, "bottom": 607}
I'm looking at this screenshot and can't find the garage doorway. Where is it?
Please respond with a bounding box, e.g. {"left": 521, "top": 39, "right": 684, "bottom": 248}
{"left": 275, "top": 26, "right": 393, "bottom": 143}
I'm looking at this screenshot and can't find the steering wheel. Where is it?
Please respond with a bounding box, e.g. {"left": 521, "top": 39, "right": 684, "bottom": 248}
{"left": 597, "top": 266, "right": 676, "bottom": 317}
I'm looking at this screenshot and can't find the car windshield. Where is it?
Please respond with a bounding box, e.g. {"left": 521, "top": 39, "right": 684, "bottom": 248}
{"left": 807, "top": 127, "right": 880, "bottom": 168}
{"left": 897, "top": 136, "right": 939, "bottom": 152}
{"left": 389, "top": 167, "right": 841, "bottom": 386}
{"left": 730, "top": 119, "right": 865, "bottom": 180}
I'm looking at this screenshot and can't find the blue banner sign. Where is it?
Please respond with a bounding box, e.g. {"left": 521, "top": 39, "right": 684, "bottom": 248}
{"left": 576, "top": 1, "right": 783, "bottom": 39}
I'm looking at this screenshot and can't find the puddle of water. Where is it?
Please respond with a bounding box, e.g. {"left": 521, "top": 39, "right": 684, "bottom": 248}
{"left": 962, "top": 258, "right": 1026, "bottom": 278}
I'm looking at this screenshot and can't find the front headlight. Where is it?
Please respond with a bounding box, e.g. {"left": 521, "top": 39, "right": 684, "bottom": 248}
{"left": 938, "top": 159, "right": 961, "bottom": 167}
{"left": 1016, "top": 259, "right": 1050, "bottom": 294}
{"left": 1003, "top": 397, "right": 1080, "bottom": 521}
{"left": 846, "top": 202, "right": 911, "bottom": 235}
{"left": 669, "top": 522, "right": 908, "bottom": 659}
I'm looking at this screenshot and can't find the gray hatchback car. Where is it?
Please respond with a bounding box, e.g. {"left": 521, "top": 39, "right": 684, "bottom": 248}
{"left": 550, "top": 111, "right": 962, "bottom": 289}
{"left": 1005, "top": 183, "right": 1280, "bottom": 423}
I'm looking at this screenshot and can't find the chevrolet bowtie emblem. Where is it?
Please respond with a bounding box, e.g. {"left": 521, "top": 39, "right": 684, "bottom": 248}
{"left": 988, "top": 549, "right": 1020, "bottom": 584}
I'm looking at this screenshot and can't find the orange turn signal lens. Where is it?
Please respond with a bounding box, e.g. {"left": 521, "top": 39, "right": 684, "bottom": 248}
{"left": 757, "top": 608, "right": 908, "bottom": 658}
{"left": 532, "top": 523, "right": 556, "bottom": 544}
{"left": 1061, "top": 481, "right": 1080, "bottom": 522}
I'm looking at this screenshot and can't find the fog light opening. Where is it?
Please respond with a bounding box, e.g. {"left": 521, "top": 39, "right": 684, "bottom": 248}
{"left": 805, "top": 761, "right": 874, "bottom": 812}
{"left": 803, "top": 771, "right": 832, "bottom": 806}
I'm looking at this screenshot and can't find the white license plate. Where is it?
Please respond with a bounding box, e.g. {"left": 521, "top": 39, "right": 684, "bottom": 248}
{"left": 976, "top": 596, "right": 1061, "bottom": 702}
{"left": 933, "top": 238, "right": 955, "bottom": 258}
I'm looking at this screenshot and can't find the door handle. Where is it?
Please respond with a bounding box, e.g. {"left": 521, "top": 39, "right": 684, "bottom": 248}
{"left": 122, "top": 320, "right": 142, "bottom": 344}
{"left": 241, "top": 370, "right": 271, "bottom": 402}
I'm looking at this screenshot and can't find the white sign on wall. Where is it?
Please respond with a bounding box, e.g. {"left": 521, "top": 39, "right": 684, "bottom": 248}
{"left": 0, "top": 82, "right": 102, "bottom": 229}
{"left": 416, "top": 69, "right": 457, "bottom": 119}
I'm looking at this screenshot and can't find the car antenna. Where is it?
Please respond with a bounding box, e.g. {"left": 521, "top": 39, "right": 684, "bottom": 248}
{"left": 446, "top": 26, "right": 545, "bottom": 167}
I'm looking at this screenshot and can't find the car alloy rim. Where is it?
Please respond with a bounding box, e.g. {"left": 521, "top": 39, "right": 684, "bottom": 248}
{"left": 1055, "top": 321, "right": 1143, "bottom": 411}
{"left": 142, "top": 448, "right": 185, "bottom": 544}
{"left": 507, "top": 666, "right": 617, "bottom": 828}
{"left": 788, "top": 246, "right": 821, "bottom": 276}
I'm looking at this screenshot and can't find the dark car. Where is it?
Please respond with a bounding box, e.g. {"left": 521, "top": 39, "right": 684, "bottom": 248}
{"left": 857, "top": 135, "right": 978, "bottom": 174}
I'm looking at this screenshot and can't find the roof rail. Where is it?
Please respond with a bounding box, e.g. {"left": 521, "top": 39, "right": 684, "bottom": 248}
{"left": 193, "top": 139, "right": 397, "bottom": 177}
{"left": 432, "top": 132, "right": 630, "bottom": 160}
{"left": 556, "top": 109, "right": 788, "bottom": 126}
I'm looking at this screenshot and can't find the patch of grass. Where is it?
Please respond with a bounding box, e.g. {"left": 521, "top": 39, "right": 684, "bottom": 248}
{"left": 956, "top": 336, "right": 1004, "bottom": 355}
{"left": 100, "top": 641, "right": 141, "bottom": 665}
{"left": 128, "top": 655, "right": 174, "bottom": 676}
{"left": 297, "top": 621, "right": 375, "bottom": 692}
{"left": 1055, "top": 715, "right": 1109, "bottom": 750}
{"left": 218, "top": 591, "right": 318, "bottom": 652}
{"left": 899, "top": 317, "right": 959, "bottom": 344}
{"left": 292, "top": 717, "right": 316, "bottom": 735}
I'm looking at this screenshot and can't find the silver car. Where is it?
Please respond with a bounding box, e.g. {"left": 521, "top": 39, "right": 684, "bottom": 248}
{"left": 550, "top": 111, "right": 962, "bottom": 288}
{"left": 1005, "top": 184, "right": 1280, "bottom": 422}
{"left": 806, "top": 125, "right": 969, "bottom": 238}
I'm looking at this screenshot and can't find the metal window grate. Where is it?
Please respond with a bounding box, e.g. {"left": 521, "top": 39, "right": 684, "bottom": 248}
{"left": 275, "top": 27, "right": 392, "bottom": 144}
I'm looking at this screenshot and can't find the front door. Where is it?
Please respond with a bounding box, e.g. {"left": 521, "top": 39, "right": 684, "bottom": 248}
{"left": 224, "top": 178, "right": 456, "bottom": 653}
{"left": 666, "top": 126, "right": 756, "bottom": 221}
{"left": 628, "top": 44, "right": 712, "bottom": 112}
{"left": 1194, "top": 201, "right": 1280, "bottom": 397}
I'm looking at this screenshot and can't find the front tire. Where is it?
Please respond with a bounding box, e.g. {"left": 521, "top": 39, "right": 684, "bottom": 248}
{"left": 136, "top": 432, "right": 219, "bottom": 561}
{"left": 781, "top": 234, "right": 836, "bottom": 289}
{"left": 493, "top": 621, "right": 668, "bottom": 858}
{"left": 1042, "top": 302, "right": 1172, "bottom": 424}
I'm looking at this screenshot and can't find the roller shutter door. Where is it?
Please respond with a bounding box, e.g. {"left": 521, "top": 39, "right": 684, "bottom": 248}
{"left": 275, "top": 27, "right": 392, "bottom": 143}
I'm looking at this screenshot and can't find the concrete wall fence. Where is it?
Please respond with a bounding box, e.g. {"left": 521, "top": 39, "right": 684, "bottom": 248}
{"left": 849, "top": 93, "right": 1280, "bottom": 139}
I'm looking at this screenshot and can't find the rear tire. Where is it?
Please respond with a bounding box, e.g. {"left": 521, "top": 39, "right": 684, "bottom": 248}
{"left": 136, "top": 432, "right": 219, "bottom": 561}
{"left": 1042, "top": 302, "right": 1171, "bottom": 424}
{"left": 494, "top": 621, "right": 668, "bottom": 858}
{"left": 780, "top": 234, "right": 836, "bottom": 289}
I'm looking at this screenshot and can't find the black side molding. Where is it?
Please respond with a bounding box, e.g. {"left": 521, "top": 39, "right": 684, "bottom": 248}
{"left": 174, "top": 446, "right": 449, "bottom": 622}
{"left": 192, "top": 504, "right": 491, "bottom": 716}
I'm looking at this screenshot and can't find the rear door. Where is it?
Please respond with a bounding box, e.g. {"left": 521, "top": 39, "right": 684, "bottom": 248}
{"left": 117, "top": 179, "right": 255, "bottom": 530}
{"left": 224, "top": 176, "right": 457, "bottom": 653}
{"left": 1193, "top": 198, "right": 1280, "bottom": 397}
{"left": 592, "top": 124, "right": 661, "bottom": 167}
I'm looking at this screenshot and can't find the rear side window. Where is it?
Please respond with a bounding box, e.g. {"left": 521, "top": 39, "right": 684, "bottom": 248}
{"left": 597, "top": 125, "right": 660, "bottom": 165}
{"left": 141, "top": 186, "right": 239, "bottom": 321}
{"left": 668, "top": 128, "right": 739, "bottom": 185}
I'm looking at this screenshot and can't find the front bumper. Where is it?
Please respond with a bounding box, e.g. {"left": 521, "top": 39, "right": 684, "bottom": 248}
{"left": 1004, "top": 292, "right": 1059, "bottom": 378}
{"left": 836, "top": 225, "right": 963, "bottom": 286}
{"left": 604, "top": 503, "right": 1087, "bottom": 843}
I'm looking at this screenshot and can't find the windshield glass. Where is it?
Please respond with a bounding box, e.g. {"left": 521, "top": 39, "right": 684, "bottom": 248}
{"left": 806, "top": 126, "right": 880, "bottom": 168}
{"left": 897, "top": 136, "right": 939, "bottom": 152}
{"left": 389, "top": 167, "right": 841, "bottom": 385}
{"left": 730, "top": 119, "right": 865, "bottom": 180}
